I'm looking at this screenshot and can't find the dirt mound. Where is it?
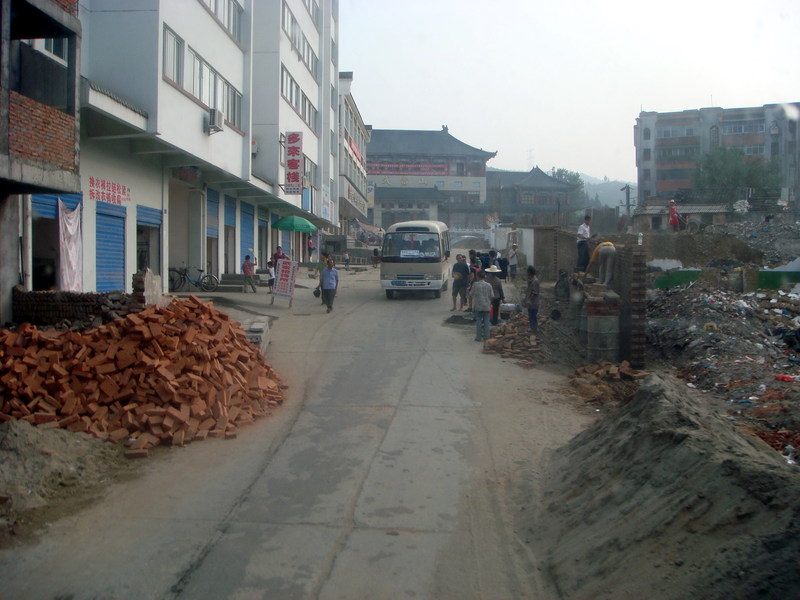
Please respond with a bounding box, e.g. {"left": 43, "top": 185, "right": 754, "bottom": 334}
{"left": 520, "top": 375, "right": 800, "bottom": 600}
{"left": 0, "top": 419, "right": 134, "bottom": 541}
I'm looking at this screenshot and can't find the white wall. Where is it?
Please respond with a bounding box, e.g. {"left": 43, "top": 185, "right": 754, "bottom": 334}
{"left": 80, "top": 137, "right": 165, "bottom": 292}
{"left": 82, "top": 0, "right": 160, "bottom": 121}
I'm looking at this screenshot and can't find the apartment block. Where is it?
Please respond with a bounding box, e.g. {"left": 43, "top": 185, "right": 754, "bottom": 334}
{"left": 634, "top": 103, "right": 800, "bottom": 205}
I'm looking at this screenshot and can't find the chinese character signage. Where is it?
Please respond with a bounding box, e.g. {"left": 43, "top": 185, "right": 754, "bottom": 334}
{"left": 89, "top": 176, "right": 131, "bottom": 205}
{"left": 285, "top": 131, "right": 303, "bottom": 195}
{"left": 272, "top": 259, "right": 298, "bottom": 300}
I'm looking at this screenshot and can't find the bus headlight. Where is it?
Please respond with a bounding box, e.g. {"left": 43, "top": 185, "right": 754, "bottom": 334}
{"left": 382, "top": 273, "right": 394, "bottom": 280}
{"left": 423, "top": 273, "right": 442, "bottom": 280}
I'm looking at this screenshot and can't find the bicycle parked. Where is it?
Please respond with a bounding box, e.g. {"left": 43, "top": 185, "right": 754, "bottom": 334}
{"left": 168, "top": 265, "right": 219, "bottom": 292}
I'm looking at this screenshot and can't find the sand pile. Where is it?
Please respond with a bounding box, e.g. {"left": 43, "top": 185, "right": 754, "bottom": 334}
{"left": 522, "top": 375, "right": 800, "bottom": 600}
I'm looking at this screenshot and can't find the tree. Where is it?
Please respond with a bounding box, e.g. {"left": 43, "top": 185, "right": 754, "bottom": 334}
{"left": 553, "top": 168, "right": 588, "bottom": 204}
{"left": 692, "top": 147, "right": 781, "bottom": 206}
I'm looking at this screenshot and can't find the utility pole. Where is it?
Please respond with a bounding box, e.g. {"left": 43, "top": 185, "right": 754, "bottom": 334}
{"left": 621, "top": 184, "right": 631, "bottom": 217}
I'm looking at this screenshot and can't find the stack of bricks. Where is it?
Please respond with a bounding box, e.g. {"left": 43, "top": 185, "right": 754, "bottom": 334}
{"left": 12, "top": 286, "right": 143, "bottom": 328}
{"left": 0, "top": 296, "right": 285, "bottom": 458}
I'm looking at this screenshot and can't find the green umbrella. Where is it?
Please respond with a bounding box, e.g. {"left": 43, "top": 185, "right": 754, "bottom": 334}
{"left": 272, "top": 215, "right": 317, "bottom": 232}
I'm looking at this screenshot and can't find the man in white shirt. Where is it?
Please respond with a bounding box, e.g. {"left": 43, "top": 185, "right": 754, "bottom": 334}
{"left": 508, "top": 244, "right": 519, "bottom": 280}
{"left": 576, "top": 215, "right": 592, "bottom": 272}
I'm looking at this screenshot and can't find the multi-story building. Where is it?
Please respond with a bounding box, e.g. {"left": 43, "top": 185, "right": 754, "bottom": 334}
{"left": 634, "top": 103, "right": 800, "bottom": 205}
{"left": 337, "top": 71, "right": 369, "bottom": 240}
{"left": 0, "top": 0, "right": 82, "bottom": 323}
{"left": 3, "top": 0, "right": 340, "bottom": 310}
{"left": 252, "top": 0, "right": 339, "bottom": 253}
{"left": 366, "top": 127, "right": 496, "bottom": 229}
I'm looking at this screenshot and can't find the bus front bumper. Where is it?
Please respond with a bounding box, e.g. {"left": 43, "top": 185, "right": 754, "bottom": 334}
{"left": 381, "top": 279, "right": 444, "bottom": 291}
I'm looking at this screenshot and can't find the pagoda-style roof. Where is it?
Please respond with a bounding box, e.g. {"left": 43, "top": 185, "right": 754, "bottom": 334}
{"left": 367, "top": 127, "right": 496, "bottom": 161}
{"left": 486, "top": 169, "right": 529, "bottom": 189}
{"left": 514, "top": 167, "right": 576, "bottom": 191}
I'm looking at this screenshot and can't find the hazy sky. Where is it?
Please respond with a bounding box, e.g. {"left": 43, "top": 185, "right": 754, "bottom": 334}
{"left": 338, "top": 0, "right": 799, "bottom": 183}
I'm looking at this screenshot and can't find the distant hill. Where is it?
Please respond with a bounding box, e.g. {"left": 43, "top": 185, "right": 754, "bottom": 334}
{"left": 581, "top": 174, "right": 636, "bottom": 208}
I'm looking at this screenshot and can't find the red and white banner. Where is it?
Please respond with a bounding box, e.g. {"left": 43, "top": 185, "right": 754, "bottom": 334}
{"left": 272, "top": 259, "right": 298, "bottom": 299}
{"left": 285, "top": 131, "right": 303, "bottom": 195}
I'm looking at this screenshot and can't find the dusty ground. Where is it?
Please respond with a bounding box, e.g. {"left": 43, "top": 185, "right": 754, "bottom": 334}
{"left": 2, "top": 224, "right": 800, "bottom": 599}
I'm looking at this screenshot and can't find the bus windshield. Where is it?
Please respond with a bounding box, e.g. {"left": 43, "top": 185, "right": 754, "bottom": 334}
{"left": 382, "top": 232, "right": 442, "bottom": 263}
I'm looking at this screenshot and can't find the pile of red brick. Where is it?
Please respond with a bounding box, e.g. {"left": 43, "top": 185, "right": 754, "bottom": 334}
{"left": 0, "top": 296, "right": 285, "bottom": 457}
{"left": 483, "top": 314, "right": 542, "bottom": 367}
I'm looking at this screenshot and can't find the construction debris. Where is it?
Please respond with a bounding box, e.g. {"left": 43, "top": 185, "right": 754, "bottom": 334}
{"left": 482, "top": 313, "right": 544, "bottom": 368}
{"left": 0, "top": 296, "right": 285, "bottom": 457}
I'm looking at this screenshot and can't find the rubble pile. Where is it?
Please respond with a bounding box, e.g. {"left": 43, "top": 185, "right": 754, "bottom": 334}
{"left": 569, "top": 360, "right": 648, "bottom": 405}
{"left": 647, "top": 282, "right": 800, "bottom": 455}
{"left": 0, "top": 296, "right": 285, "bottom": 458}
{"left": 483, "top": 313, "right": 543, "bottom": 367}
{"left": 704, "top": 222, "right": 800, "bottom": 266}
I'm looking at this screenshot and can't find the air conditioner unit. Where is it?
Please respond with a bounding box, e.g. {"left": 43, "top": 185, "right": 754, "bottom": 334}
{"left": 207, "top": 108, "right": 225, "bottom": 134}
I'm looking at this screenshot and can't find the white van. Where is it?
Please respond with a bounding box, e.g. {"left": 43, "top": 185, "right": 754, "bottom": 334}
{"left": 380, "top": 220, "right": 452, "bottom": 299}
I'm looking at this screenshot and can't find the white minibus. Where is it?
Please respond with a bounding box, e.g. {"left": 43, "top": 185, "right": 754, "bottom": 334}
{"left": 380, "top": 220, "right": 452, "bottom": 299}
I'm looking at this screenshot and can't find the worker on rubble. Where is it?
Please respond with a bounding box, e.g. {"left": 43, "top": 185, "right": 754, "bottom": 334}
{"left": 587, "top": 241, "right": 616, "bottom": 286}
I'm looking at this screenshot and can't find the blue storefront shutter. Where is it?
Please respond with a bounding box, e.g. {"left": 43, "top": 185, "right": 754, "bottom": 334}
{"left": 136, "top": 205, "right": 162, "bottom": 226}
{"left": 207, "top": 189, "right": 220, "bottom": 238}
{"left": 31, "top": 193, "right": 81, "bottom": 218}
{"left": 240, "top": 201, "right": 254, "bottom": 264}
{"left": 96, "top": 202, "right": 126, "bottom": 292}
{"left": 224, "top": 195, "right": 236, "bottom": 226}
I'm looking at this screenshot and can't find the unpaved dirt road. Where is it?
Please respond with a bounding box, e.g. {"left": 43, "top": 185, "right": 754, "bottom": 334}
{"left": 0, "top": 266, "right": 592, "bottom": 599}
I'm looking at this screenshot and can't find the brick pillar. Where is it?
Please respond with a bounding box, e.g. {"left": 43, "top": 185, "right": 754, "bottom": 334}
{"left": 629, "top": 246, "right": 647, "bottom": 368}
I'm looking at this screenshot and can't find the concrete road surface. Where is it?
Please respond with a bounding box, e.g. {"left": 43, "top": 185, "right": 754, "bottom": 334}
{"left": 0, "top": 265, "right": 590, "bottom": 599}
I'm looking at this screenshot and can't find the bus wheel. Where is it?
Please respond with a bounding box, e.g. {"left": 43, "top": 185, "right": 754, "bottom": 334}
{"left": 434, "top": 290, "right": 441, "bottom": 299}
{"left": 386, "top": 290, "right": 394, "bottom": 299}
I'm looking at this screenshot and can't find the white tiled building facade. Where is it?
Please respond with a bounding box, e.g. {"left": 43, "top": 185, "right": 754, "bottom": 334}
{"left": 12, "top": 0, "right": 340, "bottom": 297}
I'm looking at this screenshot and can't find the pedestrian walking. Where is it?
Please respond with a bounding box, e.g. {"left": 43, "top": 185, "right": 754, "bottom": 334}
{"left": 451, "top": 254, "right": 470, "bottom": 311}
{"left": 317, "top": 252, "right": 329, "bottom": 304}
{"left": 484, "top": 265, "right": 505, "bottom": 325}
{"left": 372, "top": 247, "right": 380, "bottom": 268}
{"left": 241, "top": 255, "right": 257, "bottom": 293}
{"left": 469, "top": 270, "right": 493, "bottom": 342}
{"left": 266, "top": 260, "right": 276, "bottom": 292}
{"left": 317, "top": 257, "right": 339, "bottom": 313}
{"left": 576, "top": 215, "right": 592, "bottom": 272}
{"left": 524, "top": 266, "right": 540, "bottom": 334}
{"left": 343, "top": 250, "right": 351, "bottom": 271}
{"left": 508, "top": 244, "right": 519, "bottom": 280}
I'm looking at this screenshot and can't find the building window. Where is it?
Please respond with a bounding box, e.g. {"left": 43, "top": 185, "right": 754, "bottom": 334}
{"left": 201, "top": 0, "right": 243, "bottom": 41}
{"left": 303, "top": 0, "right": 320, "bottom": 27}
{"left": 710, "top": 126, "right": 720, "bottom": 150}
{"left": 657, "top": 126, "right": 696, "bottom": 139}
{"left": 163, "top": 27, "right": 184, "bottom": 84}
{"left": 44, "top": 38, "right": 68, "bottom": 60}
{"left": 643, "top": 128, "right": 651, "bottom": 141}
{"left": 186, "top": 48, "right": 243, "bottom": 128}
{"left": 643, "top": 169, "right": 651, "bottom": 181}
{"left": 282, "top": 2, "right": 319, "bottom": 80}
{"left": 642, "top": 148, "right": 651, "bottom": 161}
{"left": 722, "top": 120, "right": 765, "bottom": 135}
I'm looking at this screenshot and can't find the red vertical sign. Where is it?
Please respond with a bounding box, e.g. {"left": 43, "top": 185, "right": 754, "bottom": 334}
{"left": 285, "top": 131, "right": 303, "bottom": 195}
